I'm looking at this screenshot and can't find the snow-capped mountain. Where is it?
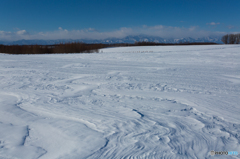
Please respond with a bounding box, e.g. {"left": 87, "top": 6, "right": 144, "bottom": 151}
{"left": 93, "top": 35, "right": 223, "bottom": 44}
{"left": 0, "top": 35, "right": 223, "bottom": 45}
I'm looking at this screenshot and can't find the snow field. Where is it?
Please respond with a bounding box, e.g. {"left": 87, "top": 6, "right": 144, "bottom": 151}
{"left": 0, "top": 45, "right": 240, "bottom": 158}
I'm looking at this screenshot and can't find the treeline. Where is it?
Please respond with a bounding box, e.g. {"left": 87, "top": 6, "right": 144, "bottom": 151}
{"left": 221, "top": 33, "right": 240, "bottom": 44}
{"left": 0, "top": 42, "right": 105, "bottom": 54}
{"left": 0, "top": 41, "right": 218, "bottom": 54}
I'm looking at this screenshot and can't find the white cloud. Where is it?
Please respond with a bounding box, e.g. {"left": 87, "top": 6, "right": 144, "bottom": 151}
{"left": 0, "top": 30, "right": 30, "bottom": 41}
{"left": 207, "top": 22, "right": 220, "bottom": 25}
{"left": 0, "top": 25, "right": 225, "bottom": 41}
{"left": 16, "top": 30, "right": 27, "bottom": 35}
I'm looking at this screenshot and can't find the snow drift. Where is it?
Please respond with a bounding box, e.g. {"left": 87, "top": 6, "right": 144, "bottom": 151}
{"left": 0, "top": 45, "right": 240, "bottom": 158}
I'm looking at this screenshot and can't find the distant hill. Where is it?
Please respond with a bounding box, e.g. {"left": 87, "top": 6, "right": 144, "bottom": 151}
{"left": 0, "top": 35, "right": 223, "bottom": 45}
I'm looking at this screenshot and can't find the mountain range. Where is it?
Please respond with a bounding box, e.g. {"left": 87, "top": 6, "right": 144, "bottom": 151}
{"left": 0, "top": 35, "right": 223, "bottom": 45}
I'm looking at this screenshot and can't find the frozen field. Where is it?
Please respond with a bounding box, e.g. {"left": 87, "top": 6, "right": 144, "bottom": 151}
{"left": 0, "top": 45, "right": 240, "bottom": 159}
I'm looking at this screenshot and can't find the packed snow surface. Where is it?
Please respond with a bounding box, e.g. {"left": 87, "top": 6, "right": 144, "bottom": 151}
{"left": 0, "top": 45, "right": 240, "bottom": 159}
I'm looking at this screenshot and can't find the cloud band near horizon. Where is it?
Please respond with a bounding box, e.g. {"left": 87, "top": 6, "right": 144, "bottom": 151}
{"left": 0, "top": 25, "right": 226, "bottom": 41}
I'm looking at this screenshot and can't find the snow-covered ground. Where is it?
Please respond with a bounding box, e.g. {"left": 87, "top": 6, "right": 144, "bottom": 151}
{"left": 0, "top": 45, "right": 240, "bottom": 159}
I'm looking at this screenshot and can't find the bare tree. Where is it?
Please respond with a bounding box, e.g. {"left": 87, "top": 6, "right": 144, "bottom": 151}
{"left": 221, "top": 34, "right": 229, "bottom": 44}
{"left": 236, "top": 34, "right": 240, "bottom": 44}
{"left": 229, "top": 34, "right": 236, "bottom": 44}
{"left": 222, "top": 33, "right": 240, "bottom": 44}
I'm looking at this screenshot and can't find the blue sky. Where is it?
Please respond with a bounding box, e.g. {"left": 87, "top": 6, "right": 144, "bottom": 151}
{"left": 0, "top": 0, "right": 239, "bottom": 41}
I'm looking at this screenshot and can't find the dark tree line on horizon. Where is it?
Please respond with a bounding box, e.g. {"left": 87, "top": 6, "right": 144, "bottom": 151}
{"left": 0, "top": 43, "right": 105, "bottom": 54}
{"left": 0, "top": 41, "right": 218, "bottom": 54}
{"left": 221, "top": 33, "right": 240, "bottom": 44}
